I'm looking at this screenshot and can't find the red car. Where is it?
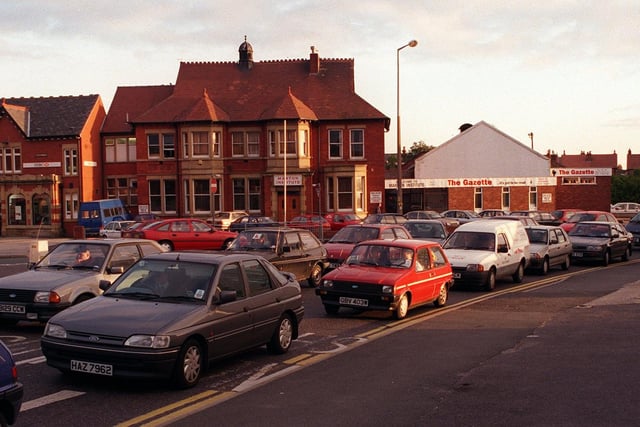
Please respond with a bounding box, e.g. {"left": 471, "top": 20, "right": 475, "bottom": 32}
{"left": 316, "top": 239, "right": 453, "bottom": 320}
{"left": 323, "top": 213, "right": 362, "bottom": 231}
{"left": 128, "top": 218, "right": 237, "bottom": 251}
{"left": 560, "top": 211, "right": 620, "bottom": 233}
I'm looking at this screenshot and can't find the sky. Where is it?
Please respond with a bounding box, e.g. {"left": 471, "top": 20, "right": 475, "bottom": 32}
{"left": 2, "top": 1, "right": 639, "bottom": 167}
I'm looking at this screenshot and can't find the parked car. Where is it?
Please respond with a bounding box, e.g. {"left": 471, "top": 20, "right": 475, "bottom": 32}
{"left": 41, "top": 251, "right": 304, "bottom": 388}
{"left": 625, "top": 212, "right": 640, "bottom": 246}
{"left": 323, "top": 213, "right": 362, "bottom": 231}
{"left": 442, "top": 219, "right": 530, "bottom": 291}
{"left": 120, "top": 221, "right": 151, "bottom": 238}
{"left": 0, "top": 239, "right": 165, "bottom": 324}
{"left": 78, "top": 199, "right": 133, "bottom": 236}
{"left": 0, "top": 340, "right": 23, "bottom": 426}
{"left": 316, "top": 239, "right": 453, "bottom": 320}
{"left": 550, "top": 209, "right": 584, "bottom": 225}
{"left": 441, "top": 210, "right": 480, "bottom": 224}
{"left": 99, "top": 220, "right": 136, "bottom": 238}
{"left": 478, "top": 209, "right": 508, "bottom": 218}
{"left": 226, "top": 227, "right": 328, "bottom": 287}
{"left": 561, "top": 211, "right": 621, "bottom": 233}
{"left": 568, "top": 221, "right": 632, "bottom": 266}
{"left": 208, "top": 211, "right": 248, "bottom": 230}
{"left": 404, "top": 210, "right": 459, "bottom": 233}
{"left": 228, "top": 215, "right": 280, "bottom": 232}
{"left": 525, "top": 225, "right": 573, "bottom": 274}
{"left": 288, "top": 215, "right": 331, "bottom": 237}
{"left": 362, "top": 213, "right": 407, "bottom": 225}
{"left": 323, "top": 224, "right": 412, "bottom": 271}
{"left": 486, "top": 215, "right": 539, "bottom": 226}
{"left": 128, "top": 218, "right": 237, "bottom": 251}
{"left": 610, "top": 202, "right": 640, "bottom": 218}
{"left": 509, "top": 210, "right": 556, "bottom": 225}
{"left": 403, "top": 220, "right": 449, "bottom": 245}
{"left": 133, "top": 213, "right": 159, "bottom": 222}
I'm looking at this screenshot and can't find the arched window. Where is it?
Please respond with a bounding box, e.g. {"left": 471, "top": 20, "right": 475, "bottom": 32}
{"left": 8, "top": 194, "right": 26, "bottom": 225}
{"left": 33, "top": 194, "right": 51, "bottom": 225}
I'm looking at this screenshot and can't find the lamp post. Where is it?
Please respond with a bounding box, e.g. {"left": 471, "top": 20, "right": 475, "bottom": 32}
{"left": 396, "top": 39, "right": 417, "bottom": 214}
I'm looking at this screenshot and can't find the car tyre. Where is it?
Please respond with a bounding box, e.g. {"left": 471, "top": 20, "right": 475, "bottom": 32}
{"left": 221, "top": 239, "right": 234, "bottom": 250}
{"left": 512, "top": 262, "right": 524, "bottom": 283}
{"left": 173, "top": 339, "right": 203, "bottom": 389}
{"left": 394, "top": 294, "right": 409, "bottom": 320}
{"left": 159, "top": 240, "right": 174, "bottom": 251}
{"left": 433, "top": 283, "right": 448, "bottom": 307}
{"left": 622, "top": 246, "right": 631, "bottom": 261}
{"left": 561, "top": 255, "right": 570, "bottom": 270}
{"left": 602, "top": 251, "right": 610, "bottom": 266}
{"left": 484, "top": 269, "right": 496, "bottom": 291}
{"left": 308, "top": 263, "right": 323, "bottom": 288}
{"left": 540, "top": 258, "right": 549, "bottom": 275}
{"left": 267, "top": 314, "right": 293, "bottom": 354}
{"left": 324, "top": 304, "right": 339, "bottom": 315}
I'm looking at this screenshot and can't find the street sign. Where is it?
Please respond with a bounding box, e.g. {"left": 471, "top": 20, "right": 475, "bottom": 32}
{"left": 210, "top": 179, "right": 218, "bottom": 193}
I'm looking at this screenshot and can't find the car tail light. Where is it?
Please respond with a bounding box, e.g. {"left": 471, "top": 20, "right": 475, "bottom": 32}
{"left": 49, "top": 292, "right": 61, "bottom": 304}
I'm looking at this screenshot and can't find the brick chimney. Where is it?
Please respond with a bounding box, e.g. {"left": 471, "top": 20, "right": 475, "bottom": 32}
{"left": 310, "top": 46, "right": 320, "bottom": 74}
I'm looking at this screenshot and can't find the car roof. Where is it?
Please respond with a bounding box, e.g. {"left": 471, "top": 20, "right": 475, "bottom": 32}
{"left": 355, "top": 238, "right": 439, "bottom": 249}
{"left": 142, "top": 251, "right": 270, "bottom": 264}
{"left": 342, "top": 223, "right": 405, "bottom": 229}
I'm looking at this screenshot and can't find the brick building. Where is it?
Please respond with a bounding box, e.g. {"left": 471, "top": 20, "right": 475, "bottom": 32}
{"left": 101, "top": 40, "right": 390, "bottom": 223}
{"left": 0, "top": 95, "right": 105, "bottom": 237}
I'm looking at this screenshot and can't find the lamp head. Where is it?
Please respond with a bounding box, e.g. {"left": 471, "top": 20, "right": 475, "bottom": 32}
{"left": 408, "top": 40, "right": 418, "bottom": 48}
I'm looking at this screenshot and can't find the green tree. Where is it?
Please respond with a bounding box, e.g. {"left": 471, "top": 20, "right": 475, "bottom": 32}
{"left": 385, "top": 140, "right": 434, "bottom": 169}
{"left": 611, "top": 170, "right": 640, "bottom": 203}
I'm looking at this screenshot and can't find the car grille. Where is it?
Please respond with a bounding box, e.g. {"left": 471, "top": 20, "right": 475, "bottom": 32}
{"left": 67, "top": 330, "right": 127, "bottom": 347}
{"left": 0, "top": 289, "right": 37, "bottom": 303}
{"left": 330, "top": 281, "right": 382, "bottom": 295}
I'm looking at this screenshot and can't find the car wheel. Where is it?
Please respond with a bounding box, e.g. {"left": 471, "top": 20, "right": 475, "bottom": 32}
{"left": 159, "top": 240, "right": 174, "bottom": 251}
{"left": 324, "top": 304, "right": 339, "bottom": 315}
{"left": 561, "top": 255, "right": 570, "bottom": 270}
{"left": 622, "top": 246, "right": 631, "bottom": 261}
{"left": 512, "top": 262, "right": 524, "bottom": 283}
{"left": 484, "top": 269, "right": 496, "bottom": 291}
{"left": 602, "top": 251, "right": 610, "bottom": 266}
{"left": 267, "top": 314, "right": 293, "bottom": 354}
{"left": 73, "top": 294, "right": 93, "bottom": 305}
{"left": 394, "top": 294, "right": 409, "bottom": 320}
{"left": 433, "top": 283, "right": 448, "bottom": 307}
{"left": 307, "top": 263, "right": 323, "bottom": 288}
{"left": 221, "top": 239, "right": 234, "bottom": 250}
{"left": 540, "top": 258, "right": 549, "bottom": 275}
{"left": 172, "top": 339, "right": 203, "bottom": 389}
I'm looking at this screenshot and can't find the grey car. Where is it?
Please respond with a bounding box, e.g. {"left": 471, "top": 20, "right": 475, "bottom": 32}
{"left": 226, "top": 227, "right": 328, "bottom": 287}
{"left": 0, "top": 239, "right": 165, "bottom": 324}
{"left": 568, "top": 221, "right": 632, "bottom": 266}
{"left": 525, "top": 225, "right": 573, "bottom": 274}
{"left": 41, "top": 252, "right": 304, "bottom": 388}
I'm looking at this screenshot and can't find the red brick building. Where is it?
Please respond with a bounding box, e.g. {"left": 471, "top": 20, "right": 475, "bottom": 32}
{"left": 0, "top": 96, "right": 106, "bottom": 237}
{"left": 101, "top": 40, "right": 390, "bottom": 222}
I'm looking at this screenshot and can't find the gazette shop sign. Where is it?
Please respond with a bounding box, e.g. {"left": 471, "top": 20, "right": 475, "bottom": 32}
{"left": 550, "top": 168, "right": 612, "bottom": 177}
{"left": 385, "top": 176, "right": 557, "bottom": 189}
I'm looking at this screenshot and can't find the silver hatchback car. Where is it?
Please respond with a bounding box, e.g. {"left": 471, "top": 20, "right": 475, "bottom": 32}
{"left": 525, "top": 225, "right": 573, "bottom": 274}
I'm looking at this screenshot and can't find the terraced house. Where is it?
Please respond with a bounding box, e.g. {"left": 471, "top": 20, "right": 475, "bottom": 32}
{"left": 102, "top": 39, "right": 389, "bottom": 223}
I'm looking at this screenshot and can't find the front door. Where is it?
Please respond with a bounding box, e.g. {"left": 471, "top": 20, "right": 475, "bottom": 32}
{"left": 277, "top": 191, "right": 301, "bottom": 223}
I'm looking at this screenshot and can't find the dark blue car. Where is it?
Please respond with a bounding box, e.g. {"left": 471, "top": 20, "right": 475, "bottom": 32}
{"left": 0, "top": 340, "right": 23, "bottom": 426}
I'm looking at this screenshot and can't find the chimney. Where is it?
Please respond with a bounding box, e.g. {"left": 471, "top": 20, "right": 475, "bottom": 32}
{"left": 310, "top": 46, "right": 320, "bottom": 74}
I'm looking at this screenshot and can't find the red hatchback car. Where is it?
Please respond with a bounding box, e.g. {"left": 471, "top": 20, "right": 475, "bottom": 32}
{"left": 129, "top": 218, "right": 237, "bottom": 251}
{"left": 316, "top": 239, "right": 453, "bottom": 320}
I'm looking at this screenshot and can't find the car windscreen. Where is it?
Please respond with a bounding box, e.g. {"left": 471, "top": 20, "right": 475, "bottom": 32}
{"left": 328, "top": 227, "right": 379, "bottom": 243}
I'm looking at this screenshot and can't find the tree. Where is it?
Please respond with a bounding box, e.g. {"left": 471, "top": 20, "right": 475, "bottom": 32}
{"left": 385, "top": 141, "right": 434, "bottom": 169}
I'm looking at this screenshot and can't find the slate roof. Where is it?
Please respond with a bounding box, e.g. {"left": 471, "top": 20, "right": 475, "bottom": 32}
{"left": 104, "top": 55, "right": 389, "bottom": 130}
{"left": 1, "top": 95, "right": 100, "bottom": 138}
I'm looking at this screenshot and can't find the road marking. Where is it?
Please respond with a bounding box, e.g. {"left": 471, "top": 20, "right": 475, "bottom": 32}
{"left": 16, "top": 355, "right": 46, "bottom": 366}
{"left": 21, "top": 390, "right": 86, "bottom": 411}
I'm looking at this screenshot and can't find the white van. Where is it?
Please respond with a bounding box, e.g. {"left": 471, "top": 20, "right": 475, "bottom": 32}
{"left": 442, "top": 219, "right": 530, "bottom": 291}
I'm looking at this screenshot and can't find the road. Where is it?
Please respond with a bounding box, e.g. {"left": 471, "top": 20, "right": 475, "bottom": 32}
{"left": 1, "top": 239, "right": 639, "bottom": 426}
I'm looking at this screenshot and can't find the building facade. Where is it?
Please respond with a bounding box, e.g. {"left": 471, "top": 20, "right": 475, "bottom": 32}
{"left": 101, "top": 41, "right": 390, "bottom": 223}
{"left": 0, "top": 96, "right": 106, "bottom": 237}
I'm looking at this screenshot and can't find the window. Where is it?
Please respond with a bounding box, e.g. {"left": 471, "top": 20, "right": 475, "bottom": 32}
{"left": 244, "top": 259, "right": 273, "bottom": 296}
{"left": 63, "top": 148, "right": 78, "bottom": 176}
{"left": 8, "top": 194, "right": 26, "bottom": 225}
{"left": 529, "top": 186, "right": 538, "bottom": 210}
{"left": 105, "top": 137, "right": 137, "bottom": 163}
{"left": 1, "top": 147, "right": 21, "bottom": 174}
{"left": 147, "top": 133, "right": 175, "bottom": 159}
{"left": 33, "top": 194, "right": 51, "bottom": 225}
{"left": 233, "top": 178, "right": 261, "bottom": 212}
{"left": 561, "top": 177, "right": 596, "bottom": 185}
{"left": 107, "top": 178, "right": 137, "bottom": 207}
{"left": 350, "top": 129, "right": 364, "bottom": 158}
{"left": 184, "top": 179, "right": 212, "bottom": 214}
{"left": 231, "top": 131, "right": 260, "bottom": 157}
{"left": 149, "top": 179, "right": 176, "bottom": 213}
{"left": 192, "top": 131, "right": 209, "bottom": 156}
{"left": 356, "top": 176, "right": 365, "bottom": 212}
{"left": 219, "top": 264, "right": 246, "bottom": 299}
{"left": 65, "top": 193, "right": 79, "bottom": 219}
{"left": 502, "top": 187, "right": 510, "bottom": 211}
{"left": 279, "top": 130, "right": 296, "bottom": 156}
{"left": 474, "top": 187, "right": 483, "bottom": 210}
{"left": 338, "top": 177, "right": 353, "bottom": 210}
{"left": 329, "top": 130, "right": 342, "bottom": 159}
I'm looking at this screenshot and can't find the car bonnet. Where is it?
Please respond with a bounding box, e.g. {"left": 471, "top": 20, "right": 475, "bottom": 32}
{"left": 0, "top": 269, "right": 100, "bottom": 291}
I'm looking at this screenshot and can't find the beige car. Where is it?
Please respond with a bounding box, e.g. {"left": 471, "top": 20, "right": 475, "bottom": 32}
{"left": 208, "top": 211, "right": 247, "bottom": 230}
{"left": 0, "top": 239, "right": 165, "bottom": 324}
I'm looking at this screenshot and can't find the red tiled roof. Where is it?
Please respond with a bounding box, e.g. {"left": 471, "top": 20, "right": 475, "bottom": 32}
{"left": 2, "top": 95, "right": 100, "bottom": 138}
{"left": 112, "top": 57, "right": 388, "bottom": 127}
{"left": 627, "top": 153, "right": 640, "bottom": 170}
{"left": 557, "top": 152, "right": 618, "bottom": 168}
{"left": 102, "top": 85, "right": 174, "bottom": 133}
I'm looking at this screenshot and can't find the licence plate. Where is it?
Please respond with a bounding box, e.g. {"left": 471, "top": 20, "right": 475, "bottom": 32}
{"left": 70, "top": 360, "right": 113, "bottom": 376}
{"left": 573, "top": 252, "right": 583, "bottom": 257}
{"left": 339, "top": 296, "right": 368, "bottom": 307}
{"left": 0, "top": 304, "right": 25, "bottom": 314}
{"left": 453, "top": 273, "right": 462, "bottom": 279}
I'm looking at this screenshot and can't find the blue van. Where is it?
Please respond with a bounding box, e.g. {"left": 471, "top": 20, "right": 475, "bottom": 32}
{"left": 78, "top": 199, "right": 132, "bottom": 236}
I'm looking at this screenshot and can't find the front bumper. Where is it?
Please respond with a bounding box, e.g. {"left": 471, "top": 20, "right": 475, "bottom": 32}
{"left": 450, "top": 267, "right": 490, "bottom": 287}
{"left": 0, "top": 301, "right": 71, "bottom": 322}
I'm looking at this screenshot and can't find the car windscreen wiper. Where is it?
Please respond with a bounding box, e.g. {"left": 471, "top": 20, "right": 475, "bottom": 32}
{"left": 106, "top": 291, "right": 161, "bottom": 299}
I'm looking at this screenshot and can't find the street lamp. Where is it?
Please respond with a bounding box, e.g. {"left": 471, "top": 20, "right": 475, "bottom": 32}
{"left": 396, "top": 39, "right": 418, "bottom": 214}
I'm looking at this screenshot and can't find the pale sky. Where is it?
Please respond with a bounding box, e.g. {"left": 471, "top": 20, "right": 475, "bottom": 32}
{"left": 2, "top": 1, "right": 639, "bottom": 167}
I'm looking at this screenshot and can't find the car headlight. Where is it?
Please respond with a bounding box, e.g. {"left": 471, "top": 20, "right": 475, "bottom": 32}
{"left": 35, "top": 291, "right": 61, "bottom": 304}
{"left": 124, "top": 335, "right": 171, "bottom": 349}
{"left": 466, "top": 264, "right": 485, "bottom": 272}
{"left": 44, "top": 323, "right": 67, "bottom": 339}
{"left": 586, "top": 245, "right": 603, "bottom": 251}
{"left": 531, "top": 252, "right": 542, "bottom": 260}
{"left": 322, "top": 279, "right": 334, "bottom": 288}
{"left": 382, "top": 286, "right": 394, "bottom": 294}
